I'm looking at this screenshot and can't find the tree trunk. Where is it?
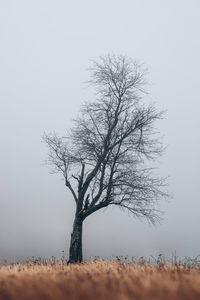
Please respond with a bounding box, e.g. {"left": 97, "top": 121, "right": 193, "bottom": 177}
{"left": 68, "top": 216, "right": 83, "bottom": 263}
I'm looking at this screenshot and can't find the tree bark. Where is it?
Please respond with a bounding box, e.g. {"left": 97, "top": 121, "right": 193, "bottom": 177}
{"left": 68, "top": 216, "right": 83, "bottom": 263}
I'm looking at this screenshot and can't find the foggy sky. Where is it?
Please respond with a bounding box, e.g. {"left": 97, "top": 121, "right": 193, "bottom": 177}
{"left": 0, "top": 0, "right": 200, "bottom": 262}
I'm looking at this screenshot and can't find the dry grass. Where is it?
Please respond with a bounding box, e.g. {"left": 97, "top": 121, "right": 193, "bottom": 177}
{"left": 0, "top": 261, "right": 200, "bottom": 300}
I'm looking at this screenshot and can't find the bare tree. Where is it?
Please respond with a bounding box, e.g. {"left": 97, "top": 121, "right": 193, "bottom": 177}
{"left": 43, "top": 55, "right": 168, "bottom": 263}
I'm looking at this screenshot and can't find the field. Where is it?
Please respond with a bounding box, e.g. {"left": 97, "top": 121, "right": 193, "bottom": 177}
{"left": 0, "top": 260, "right": 200, "bottom": 300}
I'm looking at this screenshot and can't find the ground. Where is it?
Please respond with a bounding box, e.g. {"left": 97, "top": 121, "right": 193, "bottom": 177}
{"left": 0, "top": 261, "right": 200, "bottom": 300}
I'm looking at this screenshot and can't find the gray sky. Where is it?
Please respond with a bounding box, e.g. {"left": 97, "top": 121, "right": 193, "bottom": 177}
{"left": 0, "top": 0, "right": 200, "bottom": 262}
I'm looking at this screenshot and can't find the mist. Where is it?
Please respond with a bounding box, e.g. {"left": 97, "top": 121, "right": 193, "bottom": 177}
{"left": 0, "top": 0, "right": 200, "bottom": 262}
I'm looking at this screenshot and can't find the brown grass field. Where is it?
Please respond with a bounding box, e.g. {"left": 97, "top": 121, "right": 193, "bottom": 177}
{"left": 0, "top": 261, "right": 200, "bottom": 300}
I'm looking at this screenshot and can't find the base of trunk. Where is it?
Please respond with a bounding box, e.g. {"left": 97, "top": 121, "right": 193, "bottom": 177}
{"left": 68, "top": 217, "right": 83, "bottom": 263}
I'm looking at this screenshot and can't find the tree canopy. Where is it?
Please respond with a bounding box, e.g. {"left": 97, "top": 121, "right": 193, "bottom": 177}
{"left": 43, "top": 55, "right": 167, "bottom": 225}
